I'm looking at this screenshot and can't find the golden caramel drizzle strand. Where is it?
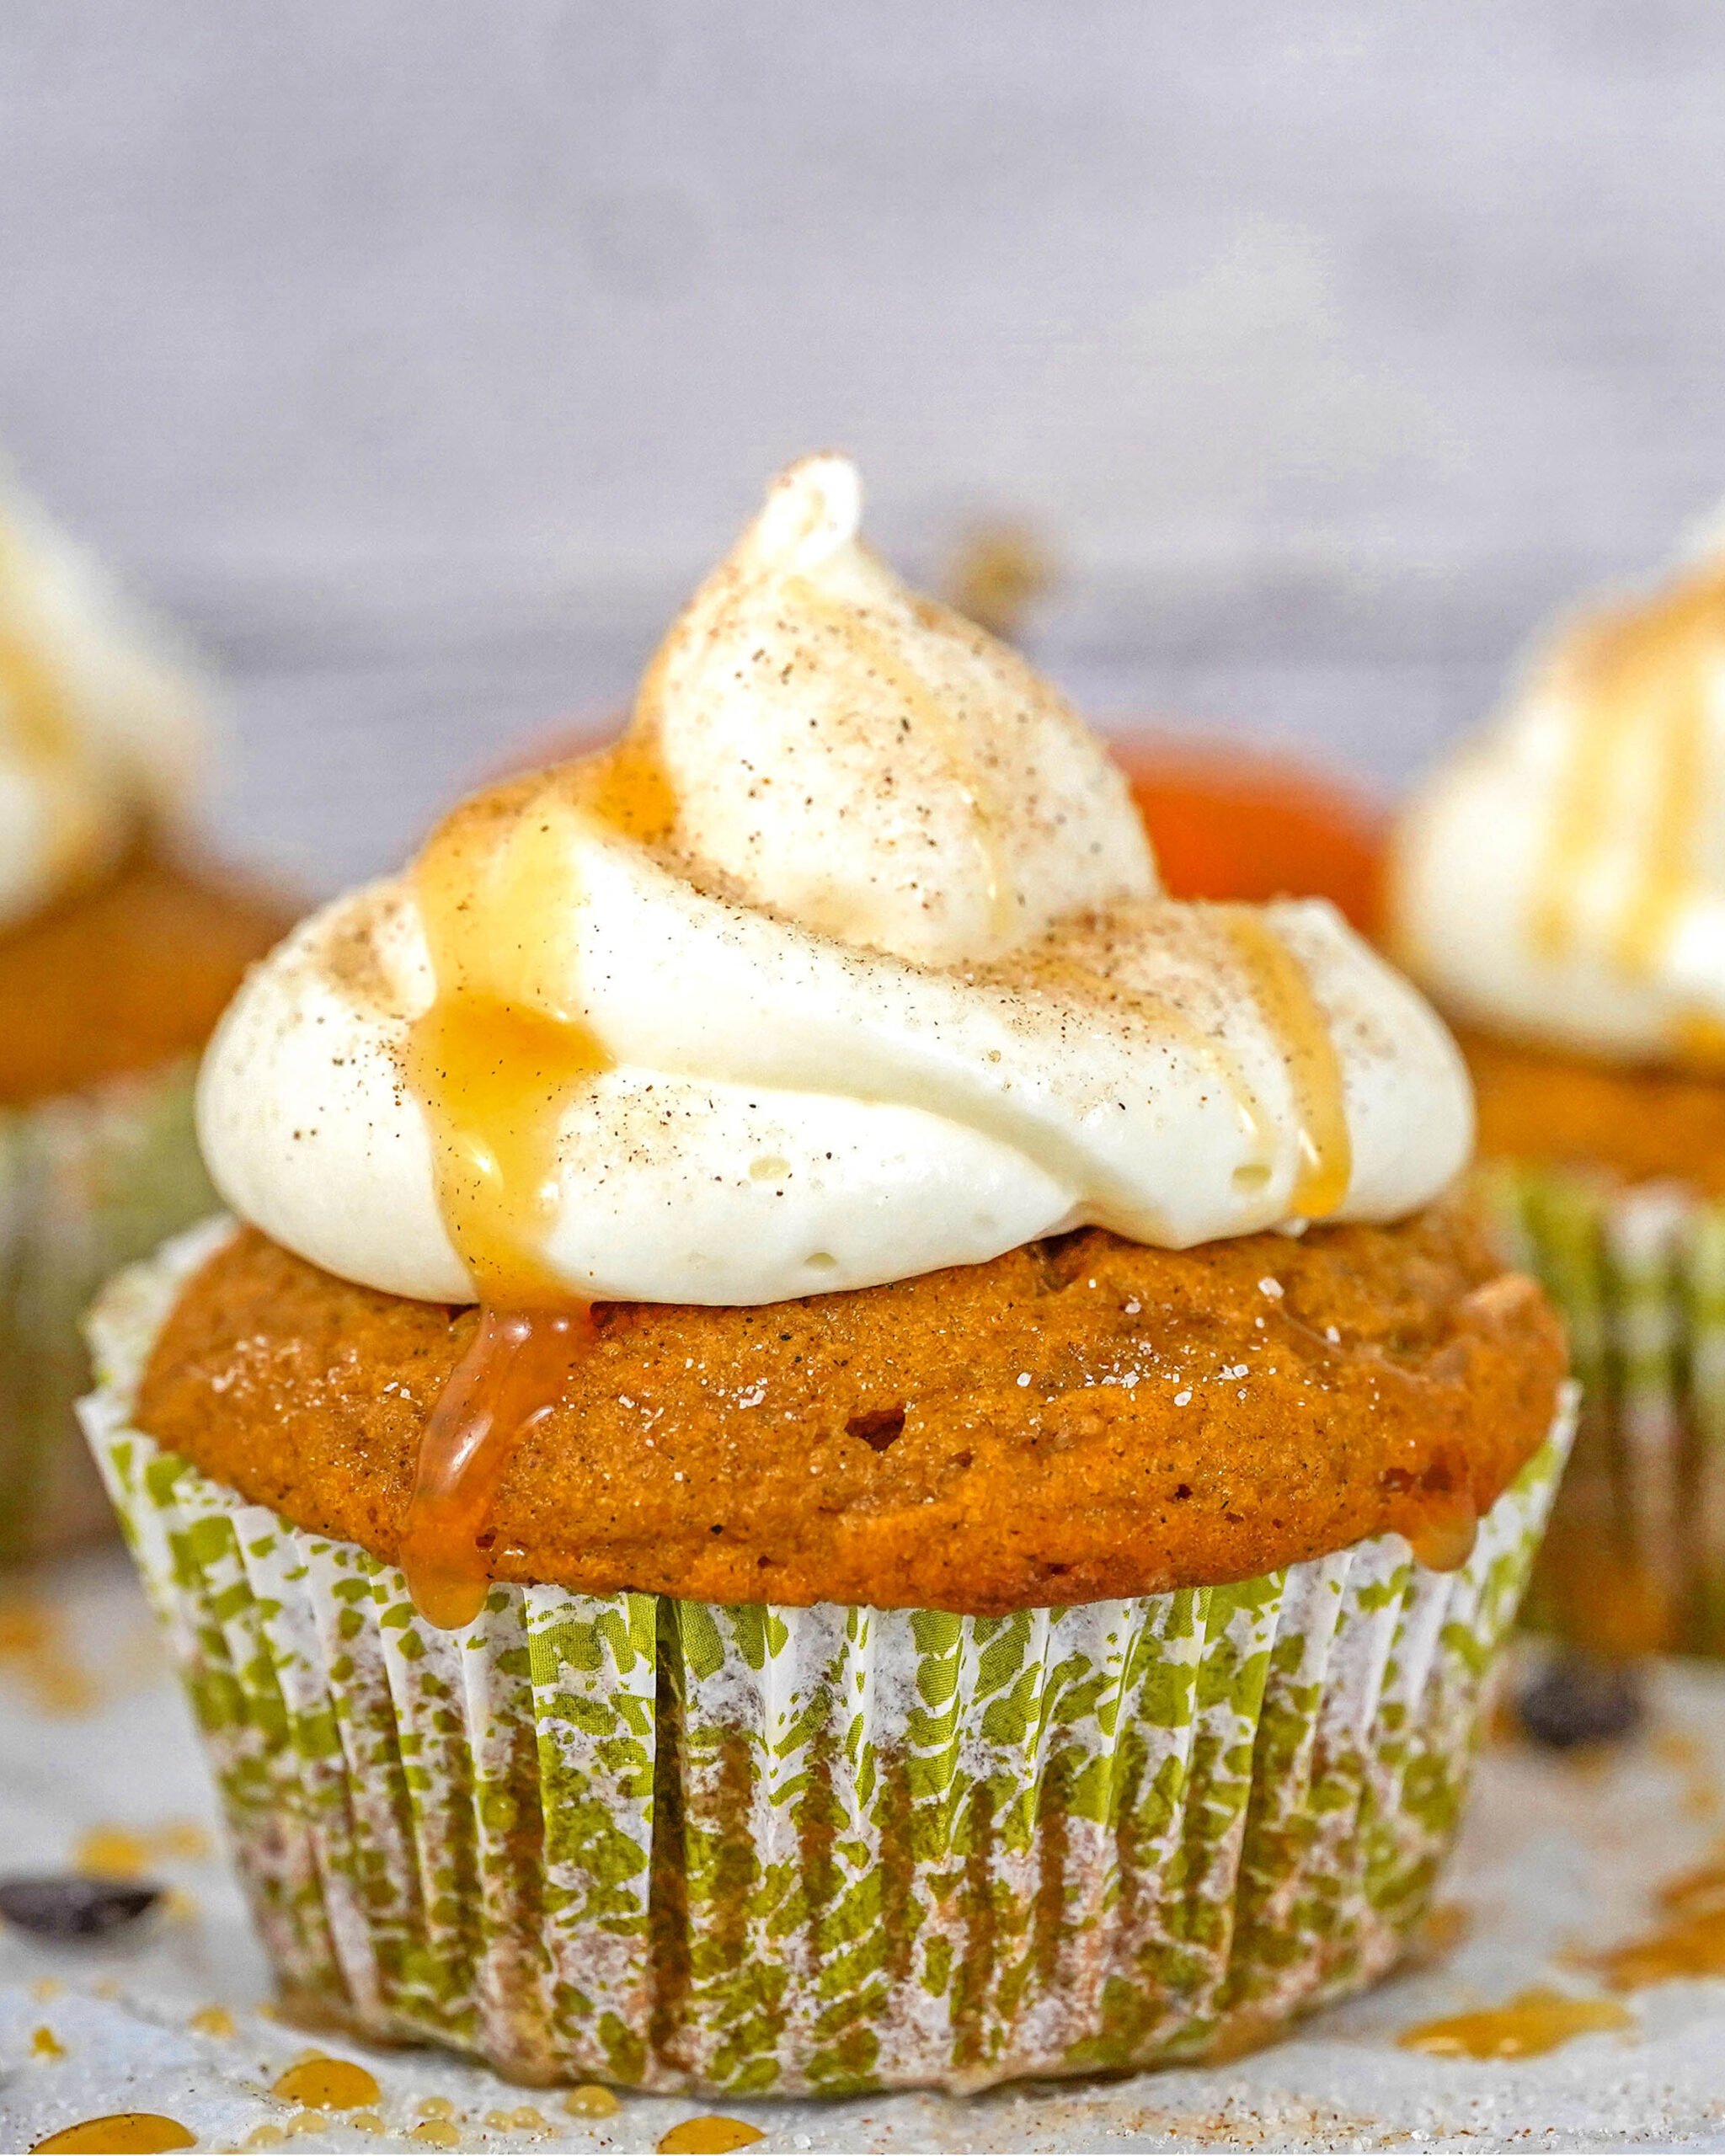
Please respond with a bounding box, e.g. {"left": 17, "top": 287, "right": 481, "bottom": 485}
{"left": 1216, "top": 906, "right": 1352, "bottom": 1218}
{"left": 401, "top": 755, "right": 645, "bottom": 1629}
{"left": 1533, "top": 564, "right": 1725, "bottom": 984}
{"left": 0, "top": 625, "right": 73, "bottom": 765}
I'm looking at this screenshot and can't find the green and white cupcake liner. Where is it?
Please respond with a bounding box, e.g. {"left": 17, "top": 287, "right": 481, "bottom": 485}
{"left": 1, "top": 1059, "right": 213, "bottom": 1569}
{"left": 1487, "top": 1161, "right": 1725, "bottom": 1656}
{"left": 80, "top": 1219, "right": 1575, "bottom": 2098}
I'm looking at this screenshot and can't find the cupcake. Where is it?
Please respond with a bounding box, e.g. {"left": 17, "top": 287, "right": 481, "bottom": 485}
{"left": 83, "top": 455, "right": 1569, "bottom": 2095}
{"left": 1390, "top": 527, "right": 1725, "bottom": 1655}
{"left": 0, "top": 469, "right": 286, "bottom": 1567}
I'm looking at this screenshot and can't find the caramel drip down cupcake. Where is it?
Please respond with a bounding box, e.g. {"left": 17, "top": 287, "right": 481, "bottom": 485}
{"left": 83, "top": 455, "right": 1568, "bottom": 2095}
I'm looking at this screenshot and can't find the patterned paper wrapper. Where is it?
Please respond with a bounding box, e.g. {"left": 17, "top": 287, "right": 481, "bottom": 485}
{"left": 0, "top": 1059, "right": 214, "bottom": 1569}
{"left": 1486, "top": 1160, "right": 1725, "bottom": 1657}
{"left": 80, "top": 1220, "right": 1576, "bottom": 2099}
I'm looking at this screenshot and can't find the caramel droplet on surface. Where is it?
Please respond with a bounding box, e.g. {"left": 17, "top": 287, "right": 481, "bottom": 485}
{"left": 72, "top": 1827, "right": 152, "bottom": 1879}
{"left": 188, "top": 2004, "right": 235, "bottom": 2039}
{"left": 563, "top": 2084, "right": 621, "bottom": 2118}
{"left": 1398, "top": 1984, "right": 1632, "bottom": 2058}
{"left": 32, "top": 2120, "right": 197, "bottom": 2155}
{"left": 32, "top": 2023, "right": 66, "bottom": 2057}
{"left": 397, "top": 1303, "right": 595, "bottom": 1628}
{"left": 1407, "top": 1497, "right": 1480, "bottom": 1574}
{"left": 409, "top": 2123, "right": 462, "bottom": 2150}
{"left": 656, "top": 2119, "right": 766, "bottom": 2156}
{"left": 1587, "top": 1854, "right": 1725, "bottom": 1988}
{"left": 270, "top": 2057, "right": 382, "bottom": 2111}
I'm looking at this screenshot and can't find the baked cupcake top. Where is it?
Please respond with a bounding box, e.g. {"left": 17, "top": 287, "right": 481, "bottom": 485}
{"left": 0, "top": 467, "right": 203, "bottom": 934}
{"left": 1391, "top": 525, "right": 1725, "bottom": 1070}
{"left": 200, "top": 454, "right": 1470, "bottom": 1311}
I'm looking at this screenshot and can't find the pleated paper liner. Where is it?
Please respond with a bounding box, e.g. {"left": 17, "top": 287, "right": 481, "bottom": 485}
{"left": 1487, "top": 1161, "right": 1725, "bottom": 1657}
{"left": 0, "top": 1059, "right": 213, "bottom": 1569}
{"left": 81, "top": 1220, "right": 1576, "bottom": 2098}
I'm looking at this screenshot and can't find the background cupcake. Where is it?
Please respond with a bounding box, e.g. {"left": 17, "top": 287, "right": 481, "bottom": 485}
{"left": 83, "top": 456, "right": 1570, "bottom": 2094}
{"left": 0, "top": 465, "right": 287, "bottom": 1568}
{"left": 1389, "top": 526, "right": 1725, "bottom": 1657}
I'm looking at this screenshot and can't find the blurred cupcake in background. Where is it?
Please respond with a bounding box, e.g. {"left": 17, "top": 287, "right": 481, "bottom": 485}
{"left": 1389, "top": 522, "right": 1725, "bottom": 1656}
{"left": 83, "top": 456, "right": 1568, "bottom": 2094}
{"left": 0, "top": 464, "right": 288, "bottom": 1567}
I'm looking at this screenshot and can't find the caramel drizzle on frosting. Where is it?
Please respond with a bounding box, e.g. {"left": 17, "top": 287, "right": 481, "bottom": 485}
{"left": 0, "top": 517, "right": 97, "bottom": 894}
{"left": 1533, "top": 560, "right": 1725, "bottom": 985}
{"left": 399, "top": 761, "right": 627, "bottom": 1626}
{"left": 1216, "top": 905, "right": 1352, "bottom": 1219}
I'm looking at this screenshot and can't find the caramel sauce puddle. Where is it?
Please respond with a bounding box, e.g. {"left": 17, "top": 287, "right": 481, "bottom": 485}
{"left": 1397, "top": 1985, "right": 1632, "bottom": 2060}
{"left": 1583, "top": 1850, "right": 1725, "bottom": 1988}
{"left": 398, "top": 750, "right": 665, "bottom": 1628}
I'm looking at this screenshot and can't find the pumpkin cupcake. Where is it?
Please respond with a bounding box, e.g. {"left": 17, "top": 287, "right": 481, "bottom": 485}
{"left": 0, "top": 468, "right": 286, "bottom": 1566}
{"left": 83, "top": 456, "right": 1568, "bottom": 2095}
{"left": 1391, "top": 526, "right": 1725, "bottom": 1655}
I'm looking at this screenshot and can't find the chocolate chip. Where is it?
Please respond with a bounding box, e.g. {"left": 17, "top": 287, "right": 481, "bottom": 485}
{"left": 0, "top": 1875, "right": 163, "bottom": 1940}
{"left": 1515, "top": 1650, "right": 1644, "bottom": 1751}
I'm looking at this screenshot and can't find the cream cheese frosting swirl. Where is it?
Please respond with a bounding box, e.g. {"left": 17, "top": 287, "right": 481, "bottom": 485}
{"left": 200, "top": 455, "right": 1471, "bottom": 1308}
{"left": 0, "top": 472, "right": 202, "bottom": 931}
{"left": 1391, "top": 531, "right": 1725, "bottom": 1068}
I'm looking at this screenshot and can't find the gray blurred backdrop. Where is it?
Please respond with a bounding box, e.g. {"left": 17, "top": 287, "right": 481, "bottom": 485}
{"left": 4, "top": 2, "right": 1723, "bottom": 894}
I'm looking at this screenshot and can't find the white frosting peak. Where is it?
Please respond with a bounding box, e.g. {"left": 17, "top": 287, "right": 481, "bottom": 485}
{"left": 1391, "top": 534, "right": 1725, "bottom": 1066}
{"left": 200, "top": 456, "right": 1471, "bottom": 1308}
{"left": 638, "top": 452, "right": 1151, "bottom": 963}
{"left": 0, "top": 475, "right": 202, "bottom": 931}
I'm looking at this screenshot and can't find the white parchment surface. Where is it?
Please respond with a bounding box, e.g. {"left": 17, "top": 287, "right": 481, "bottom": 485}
{"left": 4, "top": 1552, "right": 1725, "bottom": 2155}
